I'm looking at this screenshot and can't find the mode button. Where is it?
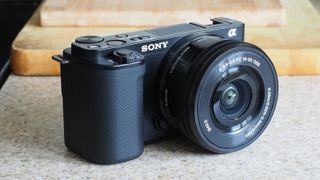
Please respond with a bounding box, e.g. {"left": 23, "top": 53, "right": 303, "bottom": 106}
{"left": 106, "top": 40, "right": 126, "bottom": 46}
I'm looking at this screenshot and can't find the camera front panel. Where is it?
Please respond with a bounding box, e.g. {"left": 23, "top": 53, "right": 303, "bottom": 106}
{"left": 63, "top": 18, "right": 245, "bottom": 142}
{"left": 53, "top": 18, "right": 256, "bottom": 165}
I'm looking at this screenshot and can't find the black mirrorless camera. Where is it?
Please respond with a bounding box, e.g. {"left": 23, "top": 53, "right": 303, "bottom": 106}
{"left": 53, "top": 18, "right": 278, "bottom": 165}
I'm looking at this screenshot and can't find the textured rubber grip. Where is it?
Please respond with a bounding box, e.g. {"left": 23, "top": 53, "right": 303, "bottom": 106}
{"left": 60, "top": 61, "right": 145, "bottom": 164}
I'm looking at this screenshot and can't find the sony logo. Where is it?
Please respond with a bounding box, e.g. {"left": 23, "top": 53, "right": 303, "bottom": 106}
{"left": 141, "top": 41, "right": 168, "bottom": 52}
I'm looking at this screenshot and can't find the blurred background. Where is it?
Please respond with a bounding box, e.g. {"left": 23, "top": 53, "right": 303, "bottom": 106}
{"left": 1, "top": 0, "right": 320, "bottom": 89}
{"left": 0, "top": 0, "right": 41, "bottom": 87}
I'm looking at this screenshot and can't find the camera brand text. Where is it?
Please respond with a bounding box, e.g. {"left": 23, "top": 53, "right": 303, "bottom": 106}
{"left": 141, "top": 41, "right": 169, "bottom": 52}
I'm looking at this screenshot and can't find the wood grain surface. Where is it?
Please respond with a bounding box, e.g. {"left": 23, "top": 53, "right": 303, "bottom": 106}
{"left": 10, "top": 0, "right": 320, "bottom": 75}
{"left": 40, "top": 0, "right": 285, "bottom": 27}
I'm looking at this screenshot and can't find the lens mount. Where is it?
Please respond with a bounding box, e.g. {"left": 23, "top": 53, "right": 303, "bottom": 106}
{"left": 159, "top": 34, "right": 278, "bottom": 153}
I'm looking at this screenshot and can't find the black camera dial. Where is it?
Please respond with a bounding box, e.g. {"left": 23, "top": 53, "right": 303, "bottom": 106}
{"left": 75, "top": 36, "right": 104, "bottom": 44}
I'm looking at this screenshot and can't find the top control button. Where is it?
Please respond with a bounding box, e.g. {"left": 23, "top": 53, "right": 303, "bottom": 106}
{"left": 116, "top": 34, "right": 128, "bottom": 38}
{"left": 75, "top": 36, "right": 104, "bottom": 44}
{"left": 87, "top": 45, "right": 101, "bottom": 49}
{"left": 130, "top": 36, "right": 150, "bottom": 41}
{"left": 106, "top": 40, "right": 126, "bottom": 46}
{"left": 115, "top": 49, "right": 133, "bottom": 56}
{"left": 141, "top": 36, "right": 150, "bottom": 39}
{"left": 130, "top": 37, "right": 142, "bottom": 41}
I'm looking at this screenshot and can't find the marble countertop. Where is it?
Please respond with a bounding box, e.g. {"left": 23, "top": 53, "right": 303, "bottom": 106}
{"left": 0, "top": 75, "right": 320, "bottom": 179}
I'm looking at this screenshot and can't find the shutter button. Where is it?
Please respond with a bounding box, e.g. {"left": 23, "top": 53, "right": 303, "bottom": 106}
{"left": 113, "top": 49, "right": 144, "bottom": 64}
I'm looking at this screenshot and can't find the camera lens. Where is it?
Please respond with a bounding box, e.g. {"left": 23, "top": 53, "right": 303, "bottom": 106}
{"left": 159, "top": 34, "right": 278, "bottom": 153}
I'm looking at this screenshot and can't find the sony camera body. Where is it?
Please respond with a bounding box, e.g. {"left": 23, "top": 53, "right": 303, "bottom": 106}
{"left": 53, "top": 18, "right": 278, "bottom": 165}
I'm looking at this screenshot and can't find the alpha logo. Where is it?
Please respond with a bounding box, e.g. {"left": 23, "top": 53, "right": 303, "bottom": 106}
{"left": 228, "top": 28, "right": 237, "bottom": 37}
{"left": 141, "top": 41, "right": 168, "bottom": 52}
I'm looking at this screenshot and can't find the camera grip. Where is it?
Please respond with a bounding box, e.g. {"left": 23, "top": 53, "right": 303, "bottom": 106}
{"left": 61, "top": 61, "right": 145, "bottom": 164}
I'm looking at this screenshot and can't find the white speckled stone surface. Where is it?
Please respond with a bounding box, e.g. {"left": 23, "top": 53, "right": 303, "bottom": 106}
{"left": 0, "top": 75, "right": 320, "bottom": 179}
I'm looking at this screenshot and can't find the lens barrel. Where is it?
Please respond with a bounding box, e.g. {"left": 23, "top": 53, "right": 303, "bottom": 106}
{"left": 160, "top": 34, "right": 278, "bottom": 153}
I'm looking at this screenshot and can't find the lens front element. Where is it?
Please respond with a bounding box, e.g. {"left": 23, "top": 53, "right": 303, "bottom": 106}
{"left": 216, "top": 77, "right": 252, "bottom": 120}
{"left": 221, "top": 85, "right": 238, "bottom": 107}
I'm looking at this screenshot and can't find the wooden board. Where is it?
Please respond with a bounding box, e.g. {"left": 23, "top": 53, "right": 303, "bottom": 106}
{"left": 40, "top": 0, "right": 285, "bottom": 27}
{"left": 10, "top": 0, "right": 320, "bottom": 75}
